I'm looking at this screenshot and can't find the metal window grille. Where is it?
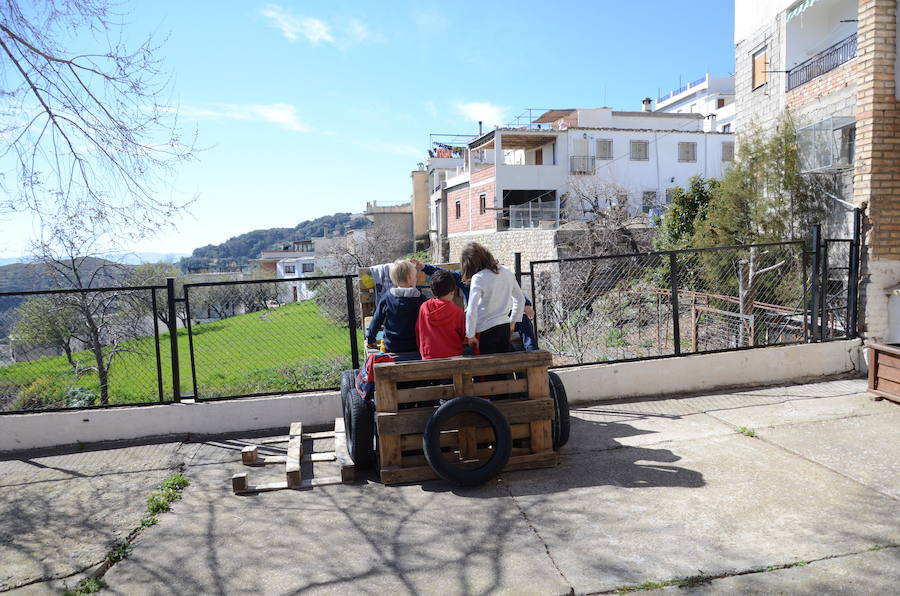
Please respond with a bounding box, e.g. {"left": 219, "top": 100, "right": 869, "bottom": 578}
{"left": 630, "top": 140, "right": 649, "bottom": 161}
{"left": 722, "top": 142, "right": 734, "bottom": 162}
{"left": 678, "top": 142, "right": 697, "bottom": 162}
{"left": 596, "top": 139, "right": 613, "bottom": 160}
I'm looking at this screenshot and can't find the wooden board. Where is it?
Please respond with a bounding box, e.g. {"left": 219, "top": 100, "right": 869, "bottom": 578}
{"left": 334, "top": 417, "right": 356, "bottom": 482}
{"left": 232, "top": 476, "right": 346, "bottom": 494}
{"left": 376, "top": 398, "right": 553, "bottom": 436}
{"left": 380, "top": 450, "right": 558, "bottom": 485}
{"left": 374, "top": 350, "right": 553, "bottom": 383}
{"left": 286, "top": 422, "right": 303, "bottom": 488}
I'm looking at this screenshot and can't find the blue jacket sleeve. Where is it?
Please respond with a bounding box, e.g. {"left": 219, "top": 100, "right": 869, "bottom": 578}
{"left": 424, "top": 263, "right": 468, "bottom": 301}
{"left": 367, "top": 296, "right": 387, "bottom": 342}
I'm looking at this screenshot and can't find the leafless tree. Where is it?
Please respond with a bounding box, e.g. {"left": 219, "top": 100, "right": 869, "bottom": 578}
{"left": 324, "top": 222, "right": 411, "bottom": 274}
{"left": 0, "top": 1, "right": 196, "bottom": 237}
{"left": 29, "top": 226, "right": 144, "bottom": 404}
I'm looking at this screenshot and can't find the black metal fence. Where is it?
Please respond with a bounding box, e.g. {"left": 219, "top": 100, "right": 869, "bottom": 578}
{"left": 787, "top": 33, "right": 857, "bottom": 91}
{"left": 0, "top": 220, "right": 861, "bottom": 413}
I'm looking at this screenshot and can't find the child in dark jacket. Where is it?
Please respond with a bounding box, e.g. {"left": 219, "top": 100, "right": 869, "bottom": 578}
{"left": 366, "top": 260, "right": 426, "bottom": 354}
{"left": 416, "top": 270, "right": 466, "bottom": 359}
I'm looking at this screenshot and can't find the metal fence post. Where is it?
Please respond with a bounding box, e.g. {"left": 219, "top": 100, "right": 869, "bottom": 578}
{"left": 166, "top": 277, "right": 181, "bottom": 402}
{"left": 514, "top": 252, "right": 522, "bottom": 286}
{"left": 820, "top": 239, "right": 829, "bottom": 339}
{"left": 345, "top": 276, "right": 360, "bottom": 371}
{"left": 809, "top": 224, "right": 821, "bottom": 342}
{"left": 847, "top": 208, "right": 862, "bottom": 338}
{"left": 668, "top": 252, "right": 681, "bottom": 356}
{"left": 529, "top": 260, "right": 538, "bottom": 338}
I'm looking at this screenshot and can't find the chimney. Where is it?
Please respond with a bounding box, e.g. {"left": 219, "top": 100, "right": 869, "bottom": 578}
{"left": 478, "top": 120, "right": 483, "bottom": 135}
{"left": 642, "top": 97, "right": 652, "bottom": 112}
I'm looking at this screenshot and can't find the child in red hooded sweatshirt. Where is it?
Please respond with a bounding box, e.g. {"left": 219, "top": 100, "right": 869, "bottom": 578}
{"left": 416, "top": 269, "right": 467, "bottom": 359}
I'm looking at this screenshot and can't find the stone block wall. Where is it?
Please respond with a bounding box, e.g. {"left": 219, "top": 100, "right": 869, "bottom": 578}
{"left": 735, "top": 15, "right": 785, "bottom": 134}
{"left": 447, "top": 229, "right": 560, "bottom": 272}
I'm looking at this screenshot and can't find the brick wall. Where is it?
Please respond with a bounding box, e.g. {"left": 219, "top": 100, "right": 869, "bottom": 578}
{"left": 785, "top": 60, "right": 859, "bottom": 109}
{"left": 446, "top": 185, "right": 470, "bottom": 235}
{"left": 854, "top": 0, "right": 900, "bottom": 342}
{"left": 469, "top": 167, "right": 497, "bottom": 232}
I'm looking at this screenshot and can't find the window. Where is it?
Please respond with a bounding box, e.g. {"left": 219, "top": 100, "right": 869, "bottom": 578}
{"left": 301, "top": 263, "right": 315, "bottom": 273}
{"left": 630, "top": 140, "right": 649, "bottom": 161}
{"left": 642, "top": 191, "right": 658, "bottom": 214}
{"left": 690, "top": 103, "right": 697, "bottom": 113}
{"left": 665, "top": 188, "right": 676, "bottom": 203}
{"left": 722, "top": 142, "right": 735, "bottom": 162}
{"left": 596, "top": 139, "right": 612, "bottom": 160}
{"left": 722, "top": 123, "right": 732, "bottom": 133}
{"left": 284, "top": 265, "right": 296, "bottom": 274}
{"left": 479, "top": 193, "right": 486, "bottom": 214}
{"left": 678, "top": 142, "right": 697, "bottom": 162}
{"left": 455, "top": 200, "right": 461, "bottom": 219}
{"left": 717, "top": 98, "right": 726, "bottom": 109}
{"left": 752, "top": 47, "right": 768, "bottom": 90}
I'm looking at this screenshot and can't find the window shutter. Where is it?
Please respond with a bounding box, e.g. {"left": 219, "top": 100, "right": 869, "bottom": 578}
{"left": 722, "top": 142, "right": 735, "bottom": 162}
{"left": 752, "top": 48, "right": 768, "bottom": 89}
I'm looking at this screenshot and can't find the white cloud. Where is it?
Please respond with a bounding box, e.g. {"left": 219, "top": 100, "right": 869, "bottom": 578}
{"left": 178, "top": 103, "right": 308, "bottom": 132}
{"left": 455, "top": 101, "right": 508, "bottom": 128}
{"left": 261, "top": 4, "right": 334, "bottom": 44}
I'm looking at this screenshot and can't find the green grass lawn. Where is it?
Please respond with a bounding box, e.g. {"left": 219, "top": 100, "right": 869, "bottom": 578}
{"left": 0, "top": 301, "right": 363, "bottom": 410}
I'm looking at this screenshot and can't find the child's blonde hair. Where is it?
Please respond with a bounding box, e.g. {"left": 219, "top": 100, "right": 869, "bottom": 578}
{"left": 389, "top": 260, "right": 417, "bottom": 286}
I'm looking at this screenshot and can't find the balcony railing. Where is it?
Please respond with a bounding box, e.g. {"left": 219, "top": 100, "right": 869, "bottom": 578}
{"left": 787, "top": 33, "right": 857, "bottom": 91}
{"left": 570, "top": 155, "right": 595, "bottom": 175}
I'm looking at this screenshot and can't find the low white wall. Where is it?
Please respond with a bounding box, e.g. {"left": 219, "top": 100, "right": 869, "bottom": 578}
{"left": 0, "top": 340, "right": 863, "bottom": 454}
{"left": 0, "top": 391, "right": 341, "bottom": 454}
{"left": 554, "top": 339, "right": 863, "bottom": 404}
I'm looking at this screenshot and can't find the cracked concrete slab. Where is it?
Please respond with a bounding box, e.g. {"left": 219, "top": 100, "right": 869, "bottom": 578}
{"left": 504, "top": 433, "right": 899, "bottom": 595}
{"left": 102, "top": 437, "right": 570, "bottom": 595}
{"left": 659, "top": 547, "right": 900, "bottom": 595}
{"left": 0, "top": 442, "right": 189, "bottom": 592}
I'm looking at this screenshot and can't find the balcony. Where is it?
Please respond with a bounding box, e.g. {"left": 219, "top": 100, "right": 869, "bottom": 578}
{"left": 570, "top": 156, "right": 595, "bottom": 175}
{"left": 787, "top": 33, "right": 857, "bottom": 91}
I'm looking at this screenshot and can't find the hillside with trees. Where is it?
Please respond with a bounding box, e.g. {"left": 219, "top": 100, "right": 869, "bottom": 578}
{"left": 181, "top": 212, "right": 371, "bottom": 271}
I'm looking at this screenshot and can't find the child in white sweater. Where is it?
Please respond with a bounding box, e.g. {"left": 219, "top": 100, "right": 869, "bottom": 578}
{"left": 460, "top": 242, "right": 525, "bottom": 354}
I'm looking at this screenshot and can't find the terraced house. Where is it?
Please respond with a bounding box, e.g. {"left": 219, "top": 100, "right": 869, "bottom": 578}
{"left": 734, "top": 0, "right": 900, "bottom": 342}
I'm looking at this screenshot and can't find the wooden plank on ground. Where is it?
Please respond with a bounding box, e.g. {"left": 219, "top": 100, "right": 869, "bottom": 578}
{"left": 303, "top": 431, "right": 335, "bottom": 440}
{"left": 376, "top": 398, "right": 553, "bottom": 436}
{"left": 334, "top": 417, "right": 355, "bottom": 482}
{"left": 241, "top": 445, "right": 258, "bottom": 465}
{"left": 286, "top": 422, "right": 302, "bottom": 488}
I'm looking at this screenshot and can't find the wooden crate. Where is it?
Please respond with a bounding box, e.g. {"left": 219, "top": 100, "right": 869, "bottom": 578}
{"left": 867, "top": 342, "right": 900, "bottom": 404}
{"left": 374, "top": 350, "right": 558, "bottom": 485}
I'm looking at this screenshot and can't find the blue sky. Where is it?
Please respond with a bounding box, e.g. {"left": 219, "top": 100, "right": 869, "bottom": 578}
{"left": 0, "top": 0, "right": 736, "bottom": 258}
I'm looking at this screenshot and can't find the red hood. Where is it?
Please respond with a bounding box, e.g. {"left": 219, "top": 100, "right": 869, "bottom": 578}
{"left": 421, "top": 299, "right": 457, "bottom": 326}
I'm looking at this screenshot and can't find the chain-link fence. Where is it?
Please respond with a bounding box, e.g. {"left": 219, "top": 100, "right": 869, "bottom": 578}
{"left": 0, "top": 286, "right": 166, "bottom": 412}
{"left": 531, "top": 241, "right": 814, "bottom": 366}
{"left": 820, "top": 239, "right": 852, "bottom": 339}
{"left": 182, "top": 276, "right": 361, "bottom": 399}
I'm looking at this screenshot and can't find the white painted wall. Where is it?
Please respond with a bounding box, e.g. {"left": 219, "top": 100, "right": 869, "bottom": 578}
{"left": 0, "top": 340, "right": 863, "bottom": 453}
{"left": 0, "top": 391, "right": 342, "bottom": 454}
{"left": 554, "top": 339, "right": 863, "bottom": 405}
{"left": 735, "top": 0, "right": 795, "bottom": 44}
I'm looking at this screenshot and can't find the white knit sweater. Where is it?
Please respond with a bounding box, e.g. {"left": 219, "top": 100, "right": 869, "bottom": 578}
{"left": 465, "top": 265, "right": 525, "bottom": 338}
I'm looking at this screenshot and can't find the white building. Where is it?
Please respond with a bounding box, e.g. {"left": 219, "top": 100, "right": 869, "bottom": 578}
{"left": 425, "top": 135, "right": 473, "bottom": 262}
{"left": 654, "top": 73, "right": 737, "bottom": 132}
{"left": 441, "top": 108, "right": 735, "bottom": 253}
{"left": 251, "top": 238, "right": 338, "bottom": 302}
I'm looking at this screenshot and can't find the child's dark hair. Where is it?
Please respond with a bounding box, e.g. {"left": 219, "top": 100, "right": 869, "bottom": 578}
{"left": 430, "top": 269, "right": 456, "bottom": 298}
{"left": 460, "top": 242, "right": 499, "bottom": 282}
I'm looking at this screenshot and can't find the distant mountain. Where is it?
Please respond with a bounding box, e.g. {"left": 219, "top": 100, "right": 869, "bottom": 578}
{"left": 181, "top": 212, "right": 371, "bottom": 270}
{"left": 107, "top": 252, "right": 189, "bottom": 265}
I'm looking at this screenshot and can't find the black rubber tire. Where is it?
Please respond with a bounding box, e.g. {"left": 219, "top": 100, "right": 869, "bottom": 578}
{"left": 548, "top": 371, "right": 570, "bottom": 450}
{"left": 340, "top": 369, "right": 357, "bottom": 440}
{"left": 345, "top": 385, "right": 375, "bottom": 469}
{"left": 423, "top": 397, "right": 512, "bottom": 487}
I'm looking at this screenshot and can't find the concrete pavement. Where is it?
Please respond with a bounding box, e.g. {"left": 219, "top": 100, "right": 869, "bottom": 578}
{"left": 2, "top": 377, "right": 897, "bottom": 594}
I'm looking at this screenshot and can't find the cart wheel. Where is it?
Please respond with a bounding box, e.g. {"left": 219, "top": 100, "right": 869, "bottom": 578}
{"left": 423, "top": 397, "right": 512, "bottom": 487}
{"left": 345, "top": 384, "right": 375, "bottom": 469}
{"left": 340, "top": 369, "right": 357, "bottom": 437}
{"left": 548, "top": 371, "right": 570, "bottom": 450}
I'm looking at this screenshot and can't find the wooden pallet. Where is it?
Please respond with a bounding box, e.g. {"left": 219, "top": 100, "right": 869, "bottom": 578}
{"left": 867, "top": 342, "right": 900, "bottom": 404}
{"left": 231, "top": 418, "right": 356, "bottom": 494}
{"left": 374, "top": 350, "right": 558, "bottom": 485}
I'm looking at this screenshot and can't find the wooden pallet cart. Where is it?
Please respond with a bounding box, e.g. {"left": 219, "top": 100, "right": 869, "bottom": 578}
{"left": 231, "top": 418, "right": 356, "bottom": 494}
{"left": 374, "top": 350, "right": 558, "bottom": 485}
{"left": 867, "top": 342, "right": 900, "bottom": 404}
